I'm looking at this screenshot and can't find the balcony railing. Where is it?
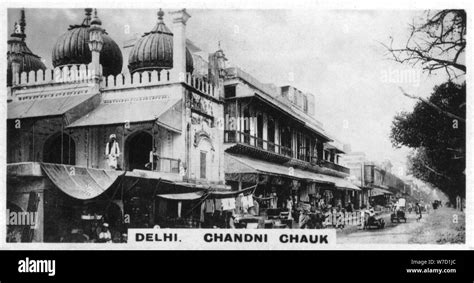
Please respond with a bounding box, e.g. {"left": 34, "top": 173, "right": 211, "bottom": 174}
{"left": 320, "top": 159, "right": 350, "bottom": 175}
{"left": 224, "top": 130, "right": 350, "bottom": 175}
{"left": 149, "top": 157, "right": 181, "bottom": 174}
{"left": 224, "top": 130, "right": 293, "bottom": 158}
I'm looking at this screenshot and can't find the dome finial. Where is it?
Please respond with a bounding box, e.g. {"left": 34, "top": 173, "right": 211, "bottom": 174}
{"left": 157, "top": 9, "right": 164, "bottom": 22}
{"left": 91, "top": 8, "right": 102, "bottom": 26}
{"left": 83, "top": 8, "right": 93, "bottom": 25}
{"left": 20, "top": 8, "right": 26, "bottom": 37}
{"left": 10, "top": 9, "right": 26, "bottom": 40}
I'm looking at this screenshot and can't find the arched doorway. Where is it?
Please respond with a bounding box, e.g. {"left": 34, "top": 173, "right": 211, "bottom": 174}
{"left": 126, "top": 131, "right": 153, "bottom": 171}
{"left": 43, "top": 132, "right": 76, "bottom": 165}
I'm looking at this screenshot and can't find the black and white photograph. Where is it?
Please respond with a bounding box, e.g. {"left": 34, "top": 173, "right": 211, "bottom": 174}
{"left": 3, "top": 2, "right": 468, "bottom": 249}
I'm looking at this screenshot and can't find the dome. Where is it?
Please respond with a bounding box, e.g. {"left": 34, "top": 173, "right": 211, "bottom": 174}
{"left": 128, "top": 9, "right": 194, "bottom": 74}
{"left": 7, "top": 10, "right": 46, "bottom": 86}
{"left": 52, "top": 9, "right": 123, "bottom": 76}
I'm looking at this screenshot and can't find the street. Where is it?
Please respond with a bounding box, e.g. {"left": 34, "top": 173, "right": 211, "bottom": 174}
{"left": 337, "top": 207, "right": 465, "bottom": 244}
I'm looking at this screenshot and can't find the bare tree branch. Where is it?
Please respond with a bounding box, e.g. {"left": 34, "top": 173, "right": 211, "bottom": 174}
{"left": 384, "top": 9, "right": 466, "bottom": 77}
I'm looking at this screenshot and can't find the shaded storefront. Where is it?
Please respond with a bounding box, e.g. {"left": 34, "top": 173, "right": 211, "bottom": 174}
{"left": 224, "top": 153, "right": 361, "bottom": 226}
{"left": 369, "top": 186, "right": 393, "bottom": 207}
{"left": 7, "top": 163, "right": 124, "bottom": 242}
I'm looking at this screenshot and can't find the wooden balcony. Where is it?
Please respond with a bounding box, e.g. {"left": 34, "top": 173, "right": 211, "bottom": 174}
{"left": 148, "top": 156, "right": 181, "bottom": 174}
{"left": 224, "top": 130, "right": 350, "bottom": 175}
{"left": 224, "top": 130, "right": 293, "bottom": 158}
{"left": 319, "top": 159, "right": 350, "bottom": 175}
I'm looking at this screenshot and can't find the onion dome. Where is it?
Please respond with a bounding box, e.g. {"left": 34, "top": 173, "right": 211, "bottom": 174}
{"left": 128, "top": 9, "right": 194, "bottom": 74}
{"left": 52, "top": 8, "right": 123, "bottom": 76}
{"left": 7, "top": 9, "right": 46, "bottom": 86}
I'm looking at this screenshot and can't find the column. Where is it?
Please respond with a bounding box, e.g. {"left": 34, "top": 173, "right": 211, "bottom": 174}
{"left": 170, "top": 9, "right": 191, "bottom": 78}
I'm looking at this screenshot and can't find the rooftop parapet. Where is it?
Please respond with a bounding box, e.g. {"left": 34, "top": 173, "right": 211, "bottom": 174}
{"left": 11, "top": 65, "right": 219, "bottom": 101}
{"left": 11, "top": 64, "right": 99, "bottom": 87}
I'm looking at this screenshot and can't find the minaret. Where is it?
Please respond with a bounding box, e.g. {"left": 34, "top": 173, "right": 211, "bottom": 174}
{"left": 215, "top": 41, "right": 228, "bottom": 78}
{"left": 169, "top": 9, "right": 191, "bottom": 80}
{"left": 8, "top": 8, "right": 46, "bottom": 89}
{"left": 88, "top": 8, "right": 104, "bottom": 81}
{"left": 9, "top": 21, "right": 22, "bottom": 87}
{"left": 9, "top": 9, "right": 27, "bottom": 86}
{"left": 19, "top": 9, "right": 26, "bottom": 39}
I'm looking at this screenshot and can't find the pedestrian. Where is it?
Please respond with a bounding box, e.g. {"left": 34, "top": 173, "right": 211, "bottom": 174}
{"left": 286, "top": 197, "right": 293, "bottom": 220}
{"left": 98, "top": 223, "right": 112, "bottom": 243}
{"left": 105, "top": 134, "right": 121, "bottom": 170}
{"left": 145, "top": 146, "right": 160, "bottom": 170}
{"left": 298, "top": 209, "right": 310, "bottom": 229}
{"left": 415, "top": 203, "right": 422, "bottom": 221}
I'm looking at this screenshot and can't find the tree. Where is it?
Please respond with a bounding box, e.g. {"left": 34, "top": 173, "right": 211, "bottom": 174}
{"left": 384, "top": 10, "right": 466, "bottom": 80}
{"left": 390, "top": 82, "right": 465, "bottom": 203}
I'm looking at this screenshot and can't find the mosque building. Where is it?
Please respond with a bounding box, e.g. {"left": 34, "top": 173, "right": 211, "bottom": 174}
{"left": 7, "top": 8, "right": 229, "bottom": 242}
{"left": 6, "top": 8, "right": 393, "bottom": 242}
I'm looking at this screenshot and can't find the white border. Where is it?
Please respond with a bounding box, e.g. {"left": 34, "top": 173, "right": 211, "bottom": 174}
{"left": 1, "top": 0, "right": 472, "bottom": 250}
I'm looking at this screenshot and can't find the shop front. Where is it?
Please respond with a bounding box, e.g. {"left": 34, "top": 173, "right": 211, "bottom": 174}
{"left": 224, "top": 153, "right": 349, "bottom": 228}
{"left": 369, "top": 186, "right": 393, "bottom": 208}
{"left": 7, "top": 162, "right": 125, "bottom": 242}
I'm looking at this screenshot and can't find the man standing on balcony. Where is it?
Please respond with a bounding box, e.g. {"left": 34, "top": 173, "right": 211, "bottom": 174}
{"left": 105, "top": 134, "right": 121, "bottom": 170}
{"left": 145, "top": 147, "right": 160, "bottom": 170}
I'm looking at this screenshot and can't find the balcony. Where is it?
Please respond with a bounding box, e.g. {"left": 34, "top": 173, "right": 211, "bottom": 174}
{"left": 319, "top": 159, "right": 350, "bottom": 175}
{"left": 148, "top": 157, "right": 181, "bottom": 174}
{"left": 225, "top": 130, "right": 293, "bottom": 158}
{"left": 224, "top": 130, "right": 350, "bottom": 175}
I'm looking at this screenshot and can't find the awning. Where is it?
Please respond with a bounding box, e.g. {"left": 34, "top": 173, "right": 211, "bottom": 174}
{"left": 67, "top": 96, "right": 182, "bottom": 132}
{"left": 208, "top": 185, "right": 256, "bottom": 199}
{"left": 370, "top": 187, "right": 393, "bottom": 197}
{"left": 41, "top": 163, "right": 124, "bottom": 200}
{"left": 156, "top": 191, "right": 205, "bottom": 200}
{"left": 123, "top": 170, "right": 229, "bottom": 193}
{"left": 323, "top": 175, "right": 361, "bottom": 191}
{"left": 8, "top": 92, "right": 97, "bottom": 119}
{"left": 225, "top": 153, "right": 334, "bottom": 185}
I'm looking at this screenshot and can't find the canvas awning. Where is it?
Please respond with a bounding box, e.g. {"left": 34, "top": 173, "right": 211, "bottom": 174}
{"left": 323, "top": 175, "right": 361, "bottom": 191}
{"left": 8, "top": 92, "right": 97, "bottom": 120}
{"left": 67, "top": 96, "right": 182, "bottom": 132}
{"left": 156, "top": 191, "right": 205, "bottom": 200}
{"left": 208, "top": 185, "right": 256, "bottom": 199}
{"left": 41, "top": 163, "right": 124, "bottom": 200}
{"left": 225, "top": 153, "right": 334, "bottom": 185}
{"left": 370, "top": 187, "right": 393, "bottom": 197}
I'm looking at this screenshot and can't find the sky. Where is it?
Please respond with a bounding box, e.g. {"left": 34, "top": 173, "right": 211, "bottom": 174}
{"left": 7, "top": 8, "right": 452, "bottom": 178}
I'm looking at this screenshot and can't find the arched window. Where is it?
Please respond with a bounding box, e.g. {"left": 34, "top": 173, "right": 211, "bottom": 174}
{"left": 43, "top": 132, "right": 76, "bottom": 165}
{"left": 125, "top": 131, "right": 153, "bottom": 171}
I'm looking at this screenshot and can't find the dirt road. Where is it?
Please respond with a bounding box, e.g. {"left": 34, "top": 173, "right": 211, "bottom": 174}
{"left": 337, "top": 211, "right": 424, "bottom": 244}
{"left": 337, "top": 207, "right": 465, "bottom": 244}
